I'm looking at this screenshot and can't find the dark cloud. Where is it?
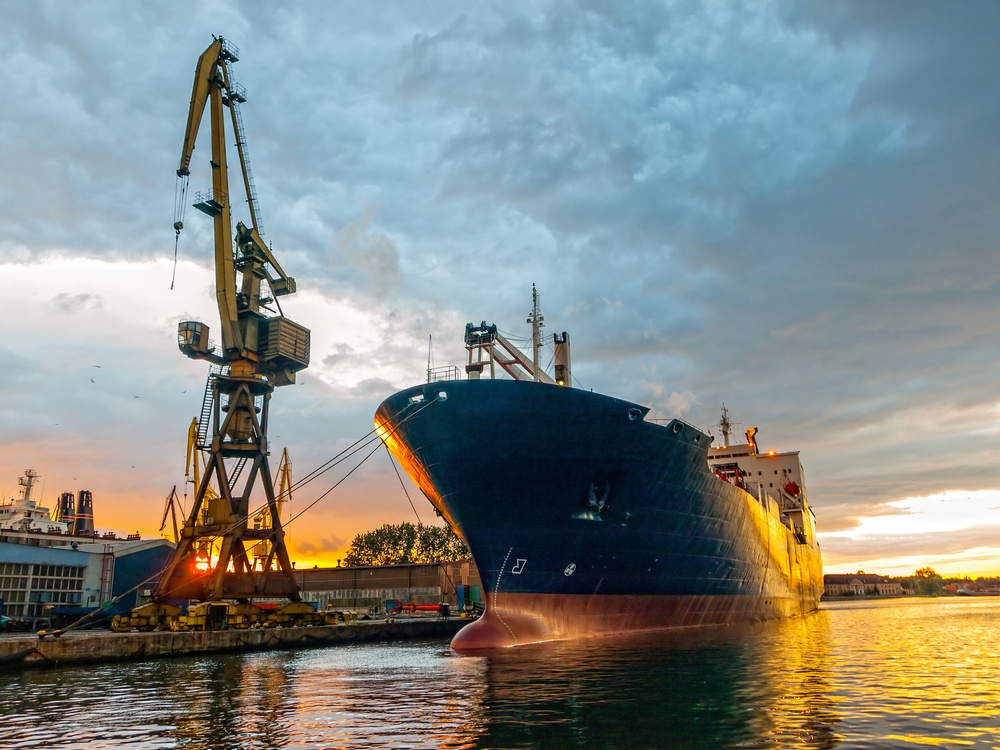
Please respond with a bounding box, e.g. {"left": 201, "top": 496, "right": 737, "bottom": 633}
{"left": 324, "top": 209, "right": 402, "bottom": 299}
{"left": 346, "top": 378, "right": 403, "bottom": 401}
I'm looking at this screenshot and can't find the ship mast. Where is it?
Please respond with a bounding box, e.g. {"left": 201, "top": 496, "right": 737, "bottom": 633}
{"left": 719, "top": 404, "right": 732, "bottom": 447}
{"left": 17, "top": 469, "right": 40, "bottom": 508}
{"left": 527, "top": 283, "right": 544, "bottom": 382}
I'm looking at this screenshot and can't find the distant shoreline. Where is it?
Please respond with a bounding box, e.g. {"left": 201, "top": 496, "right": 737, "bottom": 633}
{"left": 821, "top": 593, "right": 999, "bottom": 602}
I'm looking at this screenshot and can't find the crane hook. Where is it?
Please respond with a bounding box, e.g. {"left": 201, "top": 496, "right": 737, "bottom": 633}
{"left": 171, "top": 230, "right": 181, "bottom": 290}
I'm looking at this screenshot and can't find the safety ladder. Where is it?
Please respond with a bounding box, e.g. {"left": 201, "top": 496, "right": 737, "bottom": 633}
{"left": 196, "top": 364, "right": 229, "bottom": 449}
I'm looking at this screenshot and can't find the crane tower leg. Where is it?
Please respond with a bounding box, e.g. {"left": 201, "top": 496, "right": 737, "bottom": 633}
{"left": 154, "top": 374, "right": 300, "bottom": 603}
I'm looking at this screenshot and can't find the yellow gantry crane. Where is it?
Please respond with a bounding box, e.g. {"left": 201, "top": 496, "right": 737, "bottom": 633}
{"left": 185, "top": 417, "right": 220, "bottom": 526}
{"left": 251, "top": 448, "right": 292, "bottom": 569}
{"left": 160, "top": 486, "right": 182, "bottom": 543}
{"left": 155, "top": 36, "right": 310, "bottom": 605}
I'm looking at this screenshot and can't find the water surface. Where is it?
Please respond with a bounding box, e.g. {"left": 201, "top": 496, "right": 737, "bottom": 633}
{"left": 1, "top": 597, "right": 997, "bottom": 748}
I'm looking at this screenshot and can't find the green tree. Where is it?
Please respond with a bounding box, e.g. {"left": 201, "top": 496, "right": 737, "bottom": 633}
{"left": 414, "top": 523, "right": 470, "bottom": 562}
{"left": 344, "top": 522, "right": 470, "bottom": 566}
{"left": 913, "top": 567, "right": 943, "bottom": 595}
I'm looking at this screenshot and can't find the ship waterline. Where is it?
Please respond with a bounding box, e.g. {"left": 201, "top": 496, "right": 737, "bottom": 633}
{"left": 451, "top": 592, "right": 817, "bottom": 649}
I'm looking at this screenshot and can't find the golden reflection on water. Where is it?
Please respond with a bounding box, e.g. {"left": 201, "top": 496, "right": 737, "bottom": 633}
{"left": 462, "top": 613, "right": 843, "bottom": 749}
{"left": 815, "top": 598, "right": 1000, "bottom": 749}
{"left": 0, "top": 598, "right": 998, "bottom": 748}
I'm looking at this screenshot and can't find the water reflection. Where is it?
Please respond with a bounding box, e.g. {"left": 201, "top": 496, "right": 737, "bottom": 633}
{"left": 468, "top": 612, "right": 841, "bottom": 749}
{"left": 0, "top": 599, "right": 998, "bottom": 748}
{"left": 817, "top": 598, "right": 1000, "bottom": 748}
{"left": 169, "top": 652, "right": 299, "bottom": 748}
{"left": 283, "top": 642, "right": 488, "bottom": 748}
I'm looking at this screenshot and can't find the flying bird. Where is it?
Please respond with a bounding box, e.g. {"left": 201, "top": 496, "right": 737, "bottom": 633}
{"left": 92, "top": 365, "right": 102, "bottom": 369}
{"left": 132, "top": 395, "right": 140, "bottom": 399}
{"left": 90, "top": 378, "right": 95, "bottom": 383}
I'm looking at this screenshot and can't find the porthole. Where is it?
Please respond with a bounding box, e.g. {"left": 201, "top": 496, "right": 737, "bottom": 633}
{"left": 671, "top": 422, "right": 682, "bottom": 434}
{"left": 628, "top": 408, "right": 642, "bottom": 421}
{"left": 438, "top": 391, "right": 448, "bottom": 401}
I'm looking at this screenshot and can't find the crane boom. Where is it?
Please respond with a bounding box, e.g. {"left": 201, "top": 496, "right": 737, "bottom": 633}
{"left": 173, "top": 36, "right": 309, "bottom": 386}
{"left": 177, "top": 38, "right": 232, "bottom": 179}
{"left": 175, "top": 37, "right": 242, "bottom": 358}
{"left": 160, "top": 486, "right": 181, "bottom": 544}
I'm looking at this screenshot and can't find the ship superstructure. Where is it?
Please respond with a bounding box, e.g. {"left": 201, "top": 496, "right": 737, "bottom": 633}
{"left": 0, "top": 469, "right": 71, "bottom": 534}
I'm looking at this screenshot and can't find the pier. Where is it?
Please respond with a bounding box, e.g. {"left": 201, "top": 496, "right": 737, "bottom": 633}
{"left": 0, "top": 616, "right": 469, "bottom": 671}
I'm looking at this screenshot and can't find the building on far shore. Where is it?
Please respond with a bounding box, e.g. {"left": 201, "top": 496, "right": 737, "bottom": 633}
{"left": 824, "top": 572, "right": 905, "bottom": 598}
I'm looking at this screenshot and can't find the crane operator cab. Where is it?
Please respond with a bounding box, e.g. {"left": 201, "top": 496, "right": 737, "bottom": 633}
{"left": 178, "top": 321, "right": 212, "bottom": 360}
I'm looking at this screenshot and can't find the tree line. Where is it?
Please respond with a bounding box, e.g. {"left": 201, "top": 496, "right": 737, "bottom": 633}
{"left": 878, "top": 567, "right": 998, "bottom": 596}
{"left": 343, "top": 522, "right": 470, "bottom": 566}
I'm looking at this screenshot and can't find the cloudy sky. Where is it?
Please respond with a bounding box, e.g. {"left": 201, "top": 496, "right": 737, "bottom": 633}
{"left": 2, "top": 1, "right": 998, "bottom": 577}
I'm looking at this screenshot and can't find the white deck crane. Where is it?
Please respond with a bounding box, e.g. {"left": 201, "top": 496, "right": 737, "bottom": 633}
{"left": 463, "top": 285, "right": 572, "bottom": 386}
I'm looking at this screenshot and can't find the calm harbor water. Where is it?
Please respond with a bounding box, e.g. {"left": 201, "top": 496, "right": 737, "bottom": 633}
{"left": 1, "top": 597, "right": 997, "bottom": 749}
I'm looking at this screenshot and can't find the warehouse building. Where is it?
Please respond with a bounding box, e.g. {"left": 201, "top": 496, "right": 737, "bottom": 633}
{"left": 0, "top": 538, "right": 174, "bottom": 630}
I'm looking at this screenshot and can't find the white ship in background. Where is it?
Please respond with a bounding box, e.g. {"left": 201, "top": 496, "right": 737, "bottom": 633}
{"left": 0, "top": 469, "right": 94, "bottom": 535}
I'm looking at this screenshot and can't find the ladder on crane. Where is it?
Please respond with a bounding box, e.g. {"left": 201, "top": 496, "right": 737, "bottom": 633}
{"left": 226, "top": 77, "right": 264, "bottom": 235}
{"left": 196, "top": 364, "right": 229, "bottom": 450}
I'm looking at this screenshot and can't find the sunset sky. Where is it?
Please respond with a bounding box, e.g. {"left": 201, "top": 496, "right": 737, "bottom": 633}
{"left": 2, "top": 1, "right": 998, "bottom": 578}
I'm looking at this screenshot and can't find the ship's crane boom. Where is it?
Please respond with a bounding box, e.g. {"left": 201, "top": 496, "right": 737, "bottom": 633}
{"left": 462, "top": 286, "right": 570, "bottom": 386}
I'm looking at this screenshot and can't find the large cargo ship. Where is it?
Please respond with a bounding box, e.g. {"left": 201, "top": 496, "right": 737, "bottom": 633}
{"left": 375, "top": 292, "right": 823, "bottom": 649}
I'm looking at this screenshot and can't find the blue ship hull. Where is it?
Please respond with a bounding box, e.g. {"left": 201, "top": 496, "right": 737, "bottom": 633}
{"left": 375, "top": 379, "right": 823, "bottom": 648}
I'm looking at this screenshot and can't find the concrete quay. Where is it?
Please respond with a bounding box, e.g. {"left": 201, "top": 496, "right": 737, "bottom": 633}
{"left": 0, "top": 616, "right": 469, "bottom": 671}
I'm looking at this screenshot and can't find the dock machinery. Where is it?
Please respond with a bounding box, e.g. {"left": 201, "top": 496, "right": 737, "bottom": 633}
{"left": 156, "top": 37, "right": 310, "bottom": 606}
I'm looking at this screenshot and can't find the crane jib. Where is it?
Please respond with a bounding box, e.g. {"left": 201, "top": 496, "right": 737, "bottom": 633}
{"left": 172, "top": 36, "right": 310, "bottom": 386}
